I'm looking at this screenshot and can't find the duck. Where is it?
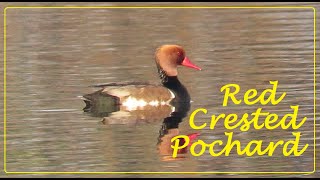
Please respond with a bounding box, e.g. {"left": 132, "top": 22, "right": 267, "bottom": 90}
{"left": 82, "top": 44, "right": 201, "bottom": 113}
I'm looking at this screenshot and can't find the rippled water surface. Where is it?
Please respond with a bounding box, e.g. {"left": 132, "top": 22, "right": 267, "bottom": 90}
{"left": 1, "top": 2, "right": 319, "bottom": 178}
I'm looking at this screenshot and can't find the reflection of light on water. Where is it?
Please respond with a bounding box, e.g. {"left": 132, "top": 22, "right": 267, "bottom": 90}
{"left": 122, "top": 96, "right": 175, "bottom": 112}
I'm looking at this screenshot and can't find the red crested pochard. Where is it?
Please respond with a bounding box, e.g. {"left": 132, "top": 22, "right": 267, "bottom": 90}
{"left": 82, "top": 44, "right": 201, "bottom": 112}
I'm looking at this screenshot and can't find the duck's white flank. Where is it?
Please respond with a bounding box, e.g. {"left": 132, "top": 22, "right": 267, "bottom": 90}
{"left": 168, "top": 89, "right": 175, "bottom": 99}
{"left": 122, "top": 90, "right": 176, "bottom": 112}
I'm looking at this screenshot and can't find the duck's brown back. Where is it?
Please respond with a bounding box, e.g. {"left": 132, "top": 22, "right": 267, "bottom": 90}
{"left": 102, "top": 84, "right": 175, "bottom": 106}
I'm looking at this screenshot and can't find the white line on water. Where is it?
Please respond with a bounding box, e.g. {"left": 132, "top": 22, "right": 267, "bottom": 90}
{"left": 30, "top": 109, "right": 78, "bottom": 112}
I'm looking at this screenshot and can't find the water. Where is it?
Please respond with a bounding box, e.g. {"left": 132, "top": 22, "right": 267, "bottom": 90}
{"left": 1, "top": 2, "right": 319, "bottom": 178}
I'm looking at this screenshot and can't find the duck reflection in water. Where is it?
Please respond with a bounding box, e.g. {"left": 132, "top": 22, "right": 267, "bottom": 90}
{"left": 156, "top": 102, "right": 201, "bottom": 161}
{"left": 82, "top": 44, "right": 201, "bottom": 160}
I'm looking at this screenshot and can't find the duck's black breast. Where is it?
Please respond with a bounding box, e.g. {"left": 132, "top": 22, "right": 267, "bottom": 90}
{"left": 162, "top": 76, "right": 191, "bottom": 104}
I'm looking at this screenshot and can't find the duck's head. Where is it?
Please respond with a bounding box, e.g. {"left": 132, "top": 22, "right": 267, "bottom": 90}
{"left": 155, "top": 45, "right": 201, "bottom": 77}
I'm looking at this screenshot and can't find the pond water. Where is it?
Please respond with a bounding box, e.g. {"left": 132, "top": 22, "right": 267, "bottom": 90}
{"left": 1, "top": 2, "right": 319, "bottom": 178}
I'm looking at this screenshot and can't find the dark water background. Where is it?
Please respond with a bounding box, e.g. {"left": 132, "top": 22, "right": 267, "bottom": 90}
{"left": 0, "top": 2, "right": 319, "bottom": 178}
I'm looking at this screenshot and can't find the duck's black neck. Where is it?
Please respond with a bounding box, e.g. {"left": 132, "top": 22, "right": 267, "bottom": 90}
{"left": 157, "top": 65, "right": 190, "bottom": 103}
{"left": 156, "top": 65, "right": 192, "bottom": 146}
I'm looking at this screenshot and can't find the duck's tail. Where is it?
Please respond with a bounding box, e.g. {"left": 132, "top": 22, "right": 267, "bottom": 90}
{"left": 81, "top": 90, "right": 120, "bottom": 115}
